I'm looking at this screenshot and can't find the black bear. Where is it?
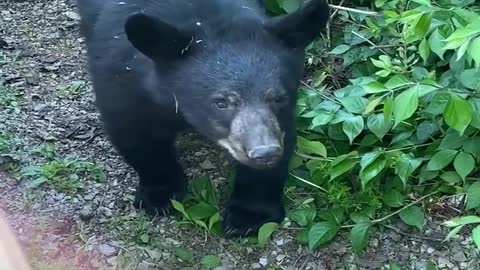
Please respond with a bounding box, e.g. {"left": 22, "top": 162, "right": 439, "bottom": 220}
{"left": 76, "top": 0, "right": 329, "bottom": 237}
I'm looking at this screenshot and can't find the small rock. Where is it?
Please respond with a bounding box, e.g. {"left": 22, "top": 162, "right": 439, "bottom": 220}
{"left": 437, "top": 257, "right": 454, "bottom": 268}
{"left": 200, "top": 159, "right": 216, "bottom": 170}
{"left": 276, "top": 254, "right": 286, "bottom": 262}
{"left": 98, "top": 244, "right": 118, "bottom": 257}
{"left": 459, "top": 262, "right": 468, "bottom": 269}
{"left": 451, "top": 250, "right": 468, "bottom": 262}
{"left": 251, "top": 263, "right": 262, "bottom": 269}
{"left": 98, "top": 206, "right": 112, "bottom": 217}
{"left": 275, "top": 238, "right": 285, "bottom": 246}
{"left": 84, "top": 193, "right": 96, "bottom": 201}
{"left": 79, "top": 205, "right": 94, "bottom": 221}
{"left": 65, "top": 11, "right": 81, "bottom": 20}
{"left": 259, "top": 257, "right": 268, "bottom": 266}
{"left": 414, "top": 260, "right": 428, "bottom": 270}
{"left": 427, "top": 247, "right": 435, "bottom": 254}
{"left": 33, "top": 104, "right": 47, "bottom": 112}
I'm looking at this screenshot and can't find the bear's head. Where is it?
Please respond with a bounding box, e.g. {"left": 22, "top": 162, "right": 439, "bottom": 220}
{"left": 125, "top": 0, "right": 329, "bottom": 169}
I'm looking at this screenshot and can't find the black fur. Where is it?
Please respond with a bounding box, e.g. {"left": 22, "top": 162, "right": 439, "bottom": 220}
{"left": 76, "top": 0, "right": 329, "bottom": 237}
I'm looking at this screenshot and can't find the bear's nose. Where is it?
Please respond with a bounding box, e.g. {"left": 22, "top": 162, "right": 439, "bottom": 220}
{"left": 247, "top": 145, "right": 282, "bottom": 165}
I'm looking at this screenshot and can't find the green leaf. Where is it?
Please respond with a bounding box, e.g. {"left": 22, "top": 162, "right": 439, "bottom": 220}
{"left": 456, "top": 39, "right": 470, "bottom": 61}
{"left": 395, "top": 153, "right": 422, "bottom": 187}
{"left": 383, "top": 95, "right": 393, "bottom": 122}
{"left": 410, "top": 0, "right": 431, "bottom": 6}
{"left": 453, "top": 152, "right": 475, "bottom": 181}
{"left": 329, "top": 44, "right": 351, "bottom": 55}
{"left": 424, "top": 91, "right": 449, "bottom": 115}
{"left": 318, "top": 208, "right": 345, "bottom": 224}
{"left": 462, "top": 137, "right": 480, "bottom": 157}
{"left": 445, "top": 25, "right": 480, "bottom": 44}
{"left": 472, "top": 225, "right": 480, "bottom": 249}
{"left": 308, "top": 221, "right": 340, "bottom": 250}
{"left": 171, "top": 200, "right": 190, "bottom": 219}
{"left": 440, "top": 171, "right": 462, "bottom": 184}
{"left": 445, "top": 225, "right": 465, "bottom": 241}
{"left": 467, "top": 36, "right": 480, "bottom": 66}
{"left": 188, "top": 202, "right": 218, "bottom": 220}
{"left": 297, "top": 136, "right": 327, "bottom": 157}
{"left": 468, "top": 97, "right": 480, "bottom": 129}
{"left": 208, "top": 212, "right": 221, "bottom": 230}
{"left": 258, "top": 222, "right": 280, "bottom": 247}
{"left": 364, "top": 96, "right": 384, "bottom": 115}
{"left": 459, "top": 69, "right": 480, "bottom": 90}
{"left": 342, "top": 116, "right": 364, "bottom": 144}
{"left": 383, "top": 189, "right": 405, "bottom": 208}
{"left": 350, "top": 223, "right": 371, "bottom": 254}
{"left": 428, "top": 29, "right": 446, "bottom": 59}
{"left": 439, "top": 129, "right": 466, "bottom": 150}
{"left": 288, "top": 208, "right": 316, "bottom": 227}
{"left": 443, "top": 93, "right": 473, "bottom": 136}
{"left": 200, "top": 255, "right": 221, "bottom": 269}
{"left": 393, "top": 86, "right": 418, "bottom": 127}
{"left": 338, "top": 96, "right": 369, "bottom": 114}
{"left": 360, "top": 155, "right": 386, "bottom": 188}
{"left": 363, "top": 81, "right": 389, "bottom": 93}
{"left": 385, "top": 74, "right": 410, "bottom": 90}
{"left": 330, "top": 153, "right": 359, "bottom": 180}
{"left": 173, "top": 247, "right": 193, "bottom": 262}
{"left": 444, "top": 215, "right": 480, "bottom": 227}
{"left": 399, "top": 206, "right": 425, "bottom": 230}
{"left": 419, "top": 38, "right": 430, "bottom": 63}
{"left": 466, "top": 182, "right": 480, "bottom": 210}
{"left": 426, "top": 150, "right": 458, "bottom": 171}
{"left": 367, "top": 114, "right": 390, "bottom": 140}
{"left": 311, "top": 111, "right": 334, "bottom": 127}
{"left": 416, "top": 121, "right": 439, "bottom": 142}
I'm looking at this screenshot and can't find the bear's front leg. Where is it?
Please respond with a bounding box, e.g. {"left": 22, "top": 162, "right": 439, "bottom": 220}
{"left": 117, "top": 136, "right": 188, "bottom": 216}
{"left": 222, "top": 159, "right": 289, "bottom": 238}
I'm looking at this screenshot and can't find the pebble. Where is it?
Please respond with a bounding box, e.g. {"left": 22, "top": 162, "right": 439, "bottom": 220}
{"left": 251, "top": 263, "right": 262, "bottom": 269}
{"left": 98, "top": 244, "right": 118, "bottom": 257}
{"left": 259, "top": 257, "right": 268, "bottom": 266}
{"left": 200, "top": 159, "right": 216, "bottom": 170}
{"left": 79, "top": 205, "right": 94, "bottom": 221}
{"left": 451, "top": 250, "right": 468, "bottom": 262}
{"left": 84, "top": 193, "right": 96, "bottom": 201}
{"left": 276, "top": 254, "right": 286, "bottom": 262}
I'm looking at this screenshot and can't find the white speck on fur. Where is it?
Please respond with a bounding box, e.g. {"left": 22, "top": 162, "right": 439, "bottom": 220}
{"left": 172, "top": 93, "right": 179, "bottom": 114}
{"left": 181, "top": 36, "right": 194, "bottom": 55}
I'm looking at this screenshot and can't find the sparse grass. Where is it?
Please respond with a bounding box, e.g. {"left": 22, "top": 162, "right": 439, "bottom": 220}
{"left": 20, "top": 157, "right": 106, "bottom": 194}
{"left": 110, "top": 211, "right": 162, "bottom": 247}
{"left": 0, "top": 85, "right": 22, "bottom": 113}
{"left": 59, "top": 80, "right": 86, "bottom": 97}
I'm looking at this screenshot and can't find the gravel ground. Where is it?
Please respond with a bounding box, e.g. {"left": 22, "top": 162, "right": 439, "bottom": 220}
{"left": 1, "top": 1, "right": 480, "bottom": 269}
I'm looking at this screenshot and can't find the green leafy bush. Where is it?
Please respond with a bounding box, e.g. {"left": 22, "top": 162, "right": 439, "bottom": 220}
{"left": 264, "top": 0, "right": 480, "bottom": 252}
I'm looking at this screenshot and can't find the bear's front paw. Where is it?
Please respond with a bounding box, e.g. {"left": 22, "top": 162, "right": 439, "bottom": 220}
{"left": 222, "top": 203, "right": 285, "bottom": 238}
{"left": 134, "top": 183, "right": 187, "bottom": 216}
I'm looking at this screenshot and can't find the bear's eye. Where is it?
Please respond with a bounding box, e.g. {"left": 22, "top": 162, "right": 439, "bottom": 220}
{"left": 269, "top": 95, "right": 287, "bottom": 105}
{"left": 214, "top": 99, "right": 229, "bottom": 109}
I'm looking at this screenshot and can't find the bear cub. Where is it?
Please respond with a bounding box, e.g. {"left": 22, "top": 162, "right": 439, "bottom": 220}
{"left": 76, "top": 0, "right": 329, "bottom": 237}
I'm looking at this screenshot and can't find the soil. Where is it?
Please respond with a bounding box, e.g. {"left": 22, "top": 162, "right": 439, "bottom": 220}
{"left": 0, "top": 0, "right": 479, "bottom": 269}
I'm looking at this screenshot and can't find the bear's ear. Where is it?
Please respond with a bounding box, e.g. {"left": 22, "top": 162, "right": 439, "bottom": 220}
{"left": 264, "top": 0, "right": 330, "bottom": 49}
{"left": 125, "top": 13, "right": 194, "bottom": 61}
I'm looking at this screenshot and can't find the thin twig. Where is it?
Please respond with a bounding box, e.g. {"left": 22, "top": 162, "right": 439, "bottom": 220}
{"left": 351, "top": 30, "right": 389, "bottom": 55}
{"left": 289, "top": 172, "right": 328, "bottom": 193}
{"left": 329, "top": 4, "right": 381, "bottom": 16}
{"left": 382, "top": 224, "right": 443, "bottom": 242}
{"left": 299, "top": 80, "right": 339, "bottom": 104}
